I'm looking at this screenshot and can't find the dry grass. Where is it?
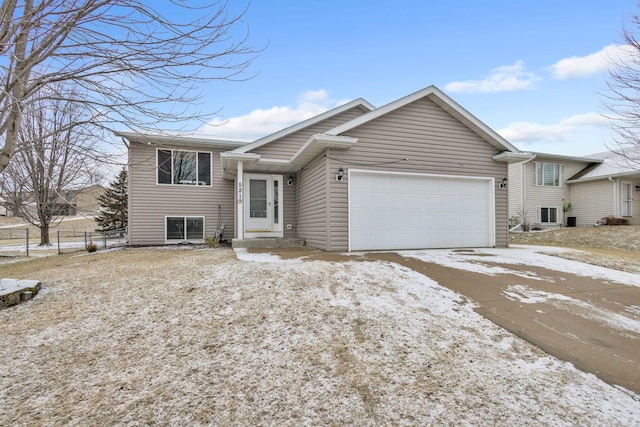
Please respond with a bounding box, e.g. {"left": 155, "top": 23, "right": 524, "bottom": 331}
{"left": 0, "top": 215, "right": 97, "bottom": 232}
{"left": 510, "top": 226, "right": 640, "bottom": 274}
{"left": 1, "top": 248, "right": 636, "bottom": 425}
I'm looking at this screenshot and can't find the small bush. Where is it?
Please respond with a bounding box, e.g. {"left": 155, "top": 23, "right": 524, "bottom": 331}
{"left": 204, "top": 235, "right": 220, "bottom": 248}
{"left": 86, "top": 242, "right": 98, "bottom": 253}
{"left": 531, "top": 223, "right": 543, "bottom": 231}
{"left": 599, "top": 216, "right": 629, "bottom": 226}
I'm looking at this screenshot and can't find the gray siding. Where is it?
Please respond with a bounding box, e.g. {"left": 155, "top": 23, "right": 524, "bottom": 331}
{"left": 128, "top": 142, "right": 235, "bottom": 245}
{"left": 251, "top": 107, "right": 369, "bottom": 160}
{"left": 508, "top": 161, "right": 524, "bottom": 220}
{"left": 283, "top": 176, "right": 298, "bottom": 238}
{"left": 296, "top": 154, "right": 329, "bottom": 250}
{"left": 570, "top": 180, "right": 614, "bottom": 226}
{"left": 325, "top": 97, "right": 509, "bottom": 250}
{"left": 522, "top": 160, "right": 586, "bottom": 225}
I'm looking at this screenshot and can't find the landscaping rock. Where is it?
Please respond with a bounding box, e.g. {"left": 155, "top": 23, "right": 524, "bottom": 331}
{"left": 0, "top": 279, "right": 41, "bottom": 308}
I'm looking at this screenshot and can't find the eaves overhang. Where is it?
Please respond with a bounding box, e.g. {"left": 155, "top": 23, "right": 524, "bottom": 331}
{"left": 492, "top": 152, "right": 536, "bottom": 164}
{"left": 116, "top": 131, "right": 247, "bottom": 150}
{"left": 220, "top": 134, "right": 358, "bottom": 176}
{"left": 566, "top": 170, "right": 640, "bottom": 184}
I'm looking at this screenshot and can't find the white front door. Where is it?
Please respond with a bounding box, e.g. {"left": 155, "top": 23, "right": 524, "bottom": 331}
{"left": 622, "top": 182, "right": 633, "bottom": 217}
{"left": 244, "top": 174, "right": 283, "bottom": 235}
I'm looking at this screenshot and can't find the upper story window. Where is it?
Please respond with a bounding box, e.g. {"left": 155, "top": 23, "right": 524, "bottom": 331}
{"left": 535, "top": 162, "right": 561, "bottom": 187}
{"left": 157, "top": 149, "right": 211, "bottom": 186}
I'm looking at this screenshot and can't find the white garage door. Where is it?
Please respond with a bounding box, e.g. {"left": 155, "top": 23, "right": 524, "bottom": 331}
{"left": 349, "top": 170, "right": 495, "bottom": 251}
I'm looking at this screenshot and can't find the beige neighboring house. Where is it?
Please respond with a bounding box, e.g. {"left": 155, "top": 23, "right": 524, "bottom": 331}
{"left": 508, "top": 150, "right": 640, "bottom": 227}
{"left": 56, "top": 184, "right": 106, "bottom": 216}
{"left": 120, "top": 85, "right": 523, "bottom": 251}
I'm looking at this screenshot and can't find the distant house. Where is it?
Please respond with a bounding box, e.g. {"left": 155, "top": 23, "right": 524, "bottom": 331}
{"left": 48, "top": 184, "right": 106, "bottom": 216}
{"left": 119, "top": 85, "right": 522, "bottom": 251}
{"left": 0, "top": 196, "right": 8, "bottom": 216}
{"left": 508, "top": 150, "right": 640, "bottom": 227}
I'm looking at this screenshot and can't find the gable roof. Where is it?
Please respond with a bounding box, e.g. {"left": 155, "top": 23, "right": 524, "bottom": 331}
{"left": 567, "top": 149, "right": 640, "bottom": 182}
{"left": 232, "top": 98, "right": 375, "bottom": 154}
{"left": 324, "top": 85, "right": 520, "bottom": 153}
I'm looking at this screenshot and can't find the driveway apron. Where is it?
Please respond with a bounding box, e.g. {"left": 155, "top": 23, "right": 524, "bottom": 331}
{"left": 366, "top": 252, "right": 640, "bottom": 394}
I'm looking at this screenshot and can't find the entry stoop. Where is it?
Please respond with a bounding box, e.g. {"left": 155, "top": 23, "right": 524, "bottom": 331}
{"left": 232, "top": 238, "right": 305, "bottom": 249}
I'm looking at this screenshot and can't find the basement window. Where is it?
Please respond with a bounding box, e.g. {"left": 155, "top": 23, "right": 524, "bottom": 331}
{"left": 539, "top": 207, "right": 558, "bottom": 224}
{"left": 166, "top": 216, "right": 204, "bottom": 242}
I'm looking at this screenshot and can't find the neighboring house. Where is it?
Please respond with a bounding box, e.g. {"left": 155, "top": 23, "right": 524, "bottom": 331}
{"left": 508, "top": 150, "right": 640, "bottom": 227}
{"left": 119, "top": 85, "right": 522, "bottom": 251}
{"left": 0, "top": 196, "right": 8, "bottom": 216}
{"left": 52, "top": 184, "right": 106, "bottom": 216}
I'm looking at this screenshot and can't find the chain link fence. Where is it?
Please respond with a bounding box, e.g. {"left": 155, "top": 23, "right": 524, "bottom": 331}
{"left": 0, "top": 228, "right": 127, "bottom": 259}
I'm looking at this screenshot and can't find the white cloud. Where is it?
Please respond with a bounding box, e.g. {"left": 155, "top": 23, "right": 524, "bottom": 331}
{"left": 197, "top": 90, "right": 345, "bottom": 139}
{"left": 497, "top": 112, "right": 609, "bottom": 143}
{"left": 445, "top": 61, "right": 540, "bottom": 93}
{"left": 548, "top": 44, "right": 636, "bottom": 79}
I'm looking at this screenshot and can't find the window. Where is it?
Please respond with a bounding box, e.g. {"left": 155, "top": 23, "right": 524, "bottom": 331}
{"left": 535, "top": 162, "right": 561, "bottom": 187}
{"left": 157, "top": 149, "right": 211, "bottom": 186}
{"left": 539, "top": 207, "right": 558, "bottom": 224}
{"left": 166, "top": 216, "right": 204, "bottom": 241}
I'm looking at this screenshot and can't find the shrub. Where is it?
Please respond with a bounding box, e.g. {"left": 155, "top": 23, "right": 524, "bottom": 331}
{"left": 204, "top": 235, "right": 220, "bottom": 248}
{"left": 599, "top": 216, "right": 629, "bottom": 226}
{"left": 531, "top": 223, "right": 543, "bottom": 231}
{"left": 86, "top": 242, "right": 98, "bottom": 253}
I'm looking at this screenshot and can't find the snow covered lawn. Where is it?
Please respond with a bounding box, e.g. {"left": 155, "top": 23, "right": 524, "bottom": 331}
{"left": 0, "top": 247, "right": 638, "bottom": 425}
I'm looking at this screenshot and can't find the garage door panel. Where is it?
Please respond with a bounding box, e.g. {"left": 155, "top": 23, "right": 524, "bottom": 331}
{"left": 349, "top": 171, "right": 494, "bottom": 250}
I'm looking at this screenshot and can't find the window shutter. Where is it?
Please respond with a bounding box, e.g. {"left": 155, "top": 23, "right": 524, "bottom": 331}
{"left": 532, "top": 161, "right": 538, "bottom": 185}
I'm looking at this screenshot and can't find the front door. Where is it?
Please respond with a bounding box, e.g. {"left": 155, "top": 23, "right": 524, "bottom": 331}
{"left": 622, "top": 182, "right": 633, "bottom": 217}
{"left": 244, "top": 174, "right": 283, "bottom": 235}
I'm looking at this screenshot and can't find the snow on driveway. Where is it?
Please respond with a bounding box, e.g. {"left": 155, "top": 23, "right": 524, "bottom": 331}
{"left": 400, "top": 245, "right": 640, "bottom": 287}
{"left": 0, "top": 247, "right": 638, "bottom": 425}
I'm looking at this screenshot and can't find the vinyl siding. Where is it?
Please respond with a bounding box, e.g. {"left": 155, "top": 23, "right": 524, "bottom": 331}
{"left": 283, "top": 176, "right": 298, "bottom": 238}
{"left": 521, "top": 160, "right": 587, "bottom": 225}
{"left": 296, "top": 154, "right": 328, "bottom": 250}
{"left": 569, "top": 179, "right": 614, "bottom": 226}
{"left": 508, "top": 161, "right": 524, "bottom": 220}
{"left": 325, "top": 97, "right": 509, "bottom": 251}
{"left": 128, "top": 142, "right": 235, "bottom": 245}
{"left": 251, "top": 107, "right": 369, "bottom": 160}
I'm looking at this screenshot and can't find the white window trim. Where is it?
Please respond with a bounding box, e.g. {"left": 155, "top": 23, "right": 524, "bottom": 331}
{"left": 164, "top": 215, "right": 206, "bottom": 244}
{"left": 538, "top": 206, "right": 561, "bottom": 224}
{"left": 156, "top": 148, "right": 213, "bottom": 187}
{"left": 534, "top": 162, "right": 563, "bottom": 187}
{"left": 622, "top": 181, "right": 633, "bottom": 217}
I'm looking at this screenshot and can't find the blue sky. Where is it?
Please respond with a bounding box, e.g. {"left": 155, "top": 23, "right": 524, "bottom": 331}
{"left": 193, "top": 0, "right": 639, "bottom": 157}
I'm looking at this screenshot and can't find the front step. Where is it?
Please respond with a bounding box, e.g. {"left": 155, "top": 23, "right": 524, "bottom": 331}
{"left": 231, "top": 237, "right": 305, "bottom": 249}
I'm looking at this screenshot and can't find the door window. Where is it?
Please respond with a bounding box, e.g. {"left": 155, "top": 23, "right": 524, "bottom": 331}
{"left": 249, "top": 179, "right": 267, "bottom": 218}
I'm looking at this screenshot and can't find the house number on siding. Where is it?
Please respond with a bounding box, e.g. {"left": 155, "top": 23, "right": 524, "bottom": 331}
{"left": 237, "top": 182, "right": 243, "bottom": 204}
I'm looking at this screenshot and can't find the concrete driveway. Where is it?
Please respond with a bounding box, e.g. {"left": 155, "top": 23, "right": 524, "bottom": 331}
{"left": 365, "top": 250, "right": 640, "bottom": 394}
{"left": 247, "top": 246, "right": 640, "bottom": 394}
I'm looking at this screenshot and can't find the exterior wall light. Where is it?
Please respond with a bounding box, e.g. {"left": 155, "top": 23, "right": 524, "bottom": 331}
{"left": 287, "top": 175, "right": 294, "bottom": 185}
{"left": 336, "top": 167, "right": 344, "bottom": 182}
{"left": 498, "top": 177, "right": 508, "bottom": 189}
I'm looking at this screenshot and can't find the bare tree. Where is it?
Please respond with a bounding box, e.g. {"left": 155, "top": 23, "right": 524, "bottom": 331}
{"left": 0, "top": 0, "right": 256, "bottom": 172}
{"left": 0, "top": 83, "right": 101, "bottom": 245}
{"left": 605, "top": 9, "right": 640, "bottom": 164}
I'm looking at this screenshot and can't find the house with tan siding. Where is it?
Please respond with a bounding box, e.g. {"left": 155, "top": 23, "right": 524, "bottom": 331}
{"left": 119, "top": 85, "right": 522, "bottom": 251}
{"left": 508, "top": 150, "right": 640, "bottom": 227}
